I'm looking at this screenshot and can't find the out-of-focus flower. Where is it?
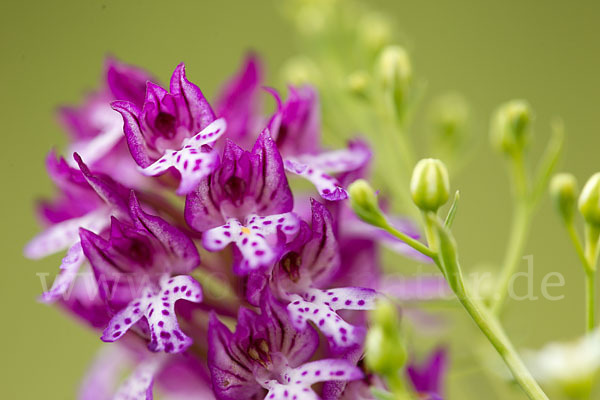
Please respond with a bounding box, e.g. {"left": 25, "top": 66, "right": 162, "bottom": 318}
{"left": 523, "top": 330, "right": 600, "bottom": 398}
{"left": 406, "top": 347, "right": 448, "bottom": 400}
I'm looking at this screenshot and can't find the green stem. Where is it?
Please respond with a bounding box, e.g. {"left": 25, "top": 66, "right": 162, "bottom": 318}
{"left": 456, "top": 286, "right": 549, "bottom": 400}
{"left": 382, "top": 216, "right": 549, "bottom": 400}
{"left": 490, "top": 203, "right": 532, "bottom": 314}
{"left": 380, "top": 219, "right": 437, "bottom": 260}
{"left": 583, "top": 225, "right": 600, "bottom": 331}
{"left": 585, "top": 270, "right": 596, "bottom": 331}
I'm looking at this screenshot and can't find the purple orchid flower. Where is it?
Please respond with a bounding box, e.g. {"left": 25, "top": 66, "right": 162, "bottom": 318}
{"left": 214, "top": 54, "right": 264, "bottom": 146}
{"left": 79, "top": 191, "right": 202, "bottom": 353}
{"left": 59, "top": 58, "right": 155, "bottom": 187}
{"left": 25, "top": 153, "right": 129, "bottom": 303}
{"left": 208, "top": 292, "right": 362, "bottom": 400}
{"left": 263, "top": 199, "right": 378, "bottom": 349}
{"left": 268, "top": 86, "right": 371, "bottom": 201}
{"left": 112, "top": 63, "right": 226, "bottom": 195}
{"left": 186, "top": 129, "right": 300, "bottom": 274}
{"left": 406, "top": 347, "right": 448, "bottom": 400}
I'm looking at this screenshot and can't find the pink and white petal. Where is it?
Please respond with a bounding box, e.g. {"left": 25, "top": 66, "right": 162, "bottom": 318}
{"left": 235, "top": 231, "right": 278, "bottom": 271}
{"left": 67, "top": 105, "right": 124, "bottom": 167}
{"left": 202, "top": 219, "right": 242, "bottom": 251}
{"left": 296, "top": 143, "right": 371, "bottom": 174}
{"left": 247, "top": 212, "right": 300, "bottom": 240}
{"left": 184, "top": 117, "right": 227, "bottom": 147}
{"left": 290, "top": 359, "right": 364, "bottom": 386}
{"left": 284, "top": 159, "right": 347, "bottom": 201}
{"left": 263, "top": 381, "right": 318, "bottom": 400}
{"left": 79, "top": 345, "right": 131, "bottom": 400}
{"left": 39, "top": 241, "right": 86, "bottom": 303}
{"left": 287, "top": 287, "right": 377, "bottom": 347}
{"left": 24, "top": 207, "right": 110, "bottom": 259}
{"left": 139, "top": 119, "right": 226, "bottom": 195}
{"left": 262, "top": 359, "right": 363, "bottom": 400}
{"left": 102, "top": 276, "right": 202, "bottom": 354}
{"left": 114, "top": 355, "right": 165, "bottom": 400}
{"left": 309, "top": 287, "right": 378, "bottom": 311}
{"left": 101, "top": 289, "right": 150, "bottom": 343}
{"left": 146, "top": 275, "right": 203, "bottom": 353}
{"left": 288, "top": 296, "right": 364, "bottom": 347}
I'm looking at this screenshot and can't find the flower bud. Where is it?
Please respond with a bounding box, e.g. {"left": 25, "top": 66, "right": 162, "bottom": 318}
{"left": 430, "top": 93, "right": 470, "bottom": 146}
{"left": 365, "top": 299, "right": 406, "bottom": 375}
{"left": 346, "top": 70, "right": 370, "bottom": 100}
{"left": 358, "top": 13, "right": 392, "bottom": 55}
{"left": 410, "top": 158, "right": 450, "bottom": 212}
{"left": 280, "top": 56, "right": 320, "bottom": 86}
{"left": 578, "top": 173, "right": 600, "bottom": 227}
{"left": 550, "top": 173, "right": 578, "bottom": 223}
{"left": 348, "top": 179, "right": 386, "bottom": 227}
{"left": 375, "top": 45, "right": 412, "bottom": 113}
{"left": 490, "top": 100, "right": 532, "bottom": 156}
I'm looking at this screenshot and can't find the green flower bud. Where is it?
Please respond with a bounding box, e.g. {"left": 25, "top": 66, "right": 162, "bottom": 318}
{"left": 490, "top": 100, "right": 532, "bottom": 156}
{"left": 578, "top": 173, "right": 600, "bottom": 227}
{"left": 280, "top": 56, "right": 320, "bottom": 87}
{"left": 365, "top": 299, "right": 406, "bottom": 375}
{"left": 550, "top": 173, "right": 578, "bottom": 223}
{"left": 410, "top": 158, "right": 450, "bottom": 212}
{"left": 375, "top": 46, "right": 412, "bottom": 113}
{"left": 358, "top": 13, "right": 392, "bottom": 55}
{"left": 430, "top": 93, "right": 470, "bottom": 147}
{"left": 348, "top": 179, "right": 387, "bottom": 227}
{"left": 346, "top": 70, "right": 370, "bottom": 100}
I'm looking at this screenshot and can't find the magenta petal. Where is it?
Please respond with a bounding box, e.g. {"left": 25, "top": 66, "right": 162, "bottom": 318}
{"left": 111, "top": 101, "right": 154, "bottom": 167}
{"left": 128, "top": 192, "right": 200, "bottom": 274}
{"left": 170, "top": 63, "right": 215, "bottom": 133}
{"left": 215, "top": 54, "right": 263, "bottom": 143}
{"left": 207, "top": 313, "right": 264, "bottom": 400}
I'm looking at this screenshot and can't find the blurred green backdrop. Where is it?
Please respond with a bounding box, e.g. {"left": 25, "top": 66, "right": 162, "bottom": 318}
{"left": 1, "top": 0, "right": 600, "bottom": 398}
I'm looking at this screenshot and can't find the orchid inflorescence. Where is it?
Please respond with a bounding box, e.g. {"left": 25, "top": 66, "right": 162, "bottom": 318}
{"left": 25, "top": 1, "right": 600, "bottom": 400}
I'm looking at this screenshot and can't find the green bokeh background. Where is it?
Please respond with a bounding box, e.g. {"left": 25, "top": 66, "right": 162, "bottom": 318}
{"left": 2, "top": 1, "right": 599, "bottom": 398}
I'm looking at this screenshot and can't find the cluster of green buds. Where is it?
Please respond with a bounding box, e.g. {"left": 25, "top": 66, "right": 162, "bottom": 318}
{"left": 550, "top": 171, "right": 600, "bottom": 331}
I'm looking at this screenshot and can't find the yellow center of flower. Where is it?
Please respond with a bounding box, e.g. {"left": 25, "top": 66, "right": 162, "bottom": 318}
{"left": 241, "top": 227, "right": 251, "bottom": 235}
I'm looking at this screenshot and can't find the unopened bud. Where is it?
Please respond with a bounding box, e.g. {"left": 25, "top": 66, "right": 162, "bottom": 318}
{"left": 348, "top": 179, "right": 386, "bottom": 227}
{"left": 346, "top": 70, "right": 370, "bottom": 100}
{"left": 410, "top": 158, "right": 450, "bottom": 212}
{"left": 430, "top": 93, "right": 470, "bottom": 146}
{"left": 490, "top": 100, "right": 532, "bottom": 156}
{"left": 280, "top": 56, "right": 320, "bottom": 86}
{"left": 358, "top": 13, "right": 392, "bottom": 55}
{"left": 365, "top": 299, "right": 406, "bottom": 375}
{"left": 376, "top": 46, "right": 412, "bottom": 113}
{"left": 550, "top": 173, "right": 578, "bottom": 223}
{"left": 579, "top": 173, "right": 600, "bottom": 227}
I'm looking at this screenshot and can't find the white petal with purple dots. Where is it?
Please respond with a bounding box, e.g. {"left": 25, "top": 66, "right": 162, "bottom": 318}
{"left": 102, "top": 274, "right": 203, "bottom": 353}
{"left": 287, "top": 287, "right": 378, "bottom": 347}
{"left": 24, "top": 207, "right": 111, "bottom": 259}
{"left": 284, "top": 158, "right": 347, "bottom": 201}
{"left": 114, "top": 354, "right": 165, "bottom": 400}
{"left": 139, "top": 118, "right": 227, "bottom": 195}
{"left": 202, "top": 213, "right": 300, "bottom": 272}
{"left": 261, "top": 359, "right": 363, "bottom": 400}
{"left": 39, "top": 241, "right": 86, "bottom": 303}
